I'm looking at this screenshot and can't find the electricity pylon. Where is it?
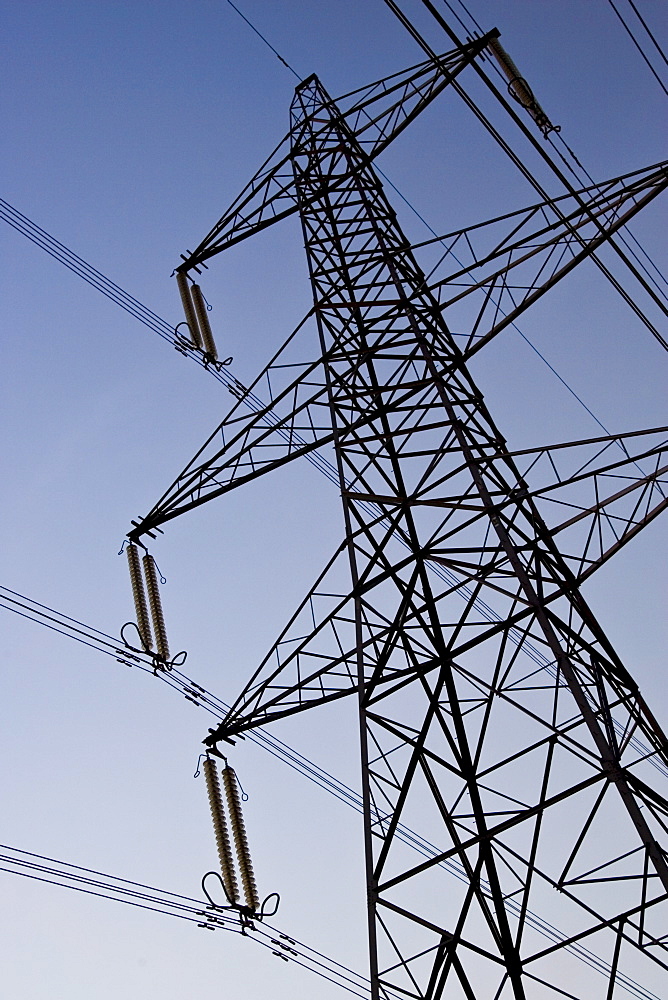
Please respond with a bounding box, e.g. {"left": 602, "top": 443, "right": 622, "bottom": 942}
{"left": 129, "top": 31, "right": 668, "bottom": 1000}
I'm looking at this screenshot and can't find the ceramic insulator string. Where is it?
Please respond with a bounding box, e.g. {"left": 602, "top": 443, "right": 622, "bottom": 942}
{"left": 190, "top": 284, "right": 218, "bottom": 361}
{"left": 142, "top": 554, "right": 170, "bottom": 661}
{"left": 222, "top": 765, "right": 259, "bottom": 912}
{"left": 487, "top": 36, "right": 558, "bottom": 136}
{"left": 203, "top": 757, "right": 239, "bottom": 905}
{"left": 126, "top": 542, "right": 153, "bottom": 650}
{"left": 175, "top": 270, "right": 204, "bottom": 350}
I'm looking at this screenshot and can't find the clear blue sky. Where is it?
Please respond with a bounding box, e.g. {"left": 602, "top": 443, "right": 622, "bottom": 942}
{"left": 1, "top": 2, "right": 666, "bottom": 997}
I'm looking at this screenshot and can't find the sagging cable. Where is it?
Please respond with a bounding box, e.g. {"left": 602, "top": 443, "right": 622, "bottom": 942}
{"left": 487, "top": 35, "right": 560, "bottom": 137}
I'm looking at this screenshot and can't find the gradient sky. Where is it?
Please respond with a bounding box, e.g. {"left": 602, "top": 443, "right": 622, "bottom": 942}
{"left": 1, "top": 2, "right": 666, "bottom": 997}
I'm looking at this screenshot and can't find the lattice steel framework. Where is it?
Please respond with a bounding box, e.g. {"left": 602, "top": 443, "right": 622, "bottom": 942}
{"left": 129, "top": 29, "right": 668, "bottom": 1000}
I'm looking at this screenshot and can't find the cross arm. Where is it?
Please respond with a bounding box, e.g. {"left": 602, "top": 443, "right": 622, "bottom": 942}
{"left": 178, "top": 32, "right": 498, "bottom": 271}
{"left": 423, "top": 161, "right": 668, "bottom": 358}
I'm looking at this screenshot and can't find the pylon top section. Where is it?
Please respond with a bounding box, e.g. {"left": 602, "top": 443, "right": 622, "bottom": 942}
{"left": 176, "top": 32, "right": 498, "bottom": 272}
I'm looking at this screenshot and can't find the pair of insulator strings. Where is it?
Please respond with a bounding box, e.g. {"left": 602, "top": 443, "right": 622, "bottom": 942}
{"left": 175, "top": 271, "right": 219, "bottom": 361}
{"left": 203, "top": 757, "right": 241, "bottom": 907}
{"left": 202, "top": 757, "right": 259, "bottom": 912}
{"left": 126, "top": 542, "right": 170, "bottom": 661}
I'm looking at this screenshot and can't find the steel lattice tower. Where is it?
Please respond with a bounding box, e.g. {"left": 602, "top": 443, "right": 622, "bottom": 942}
{"left": 129, "top": 22, "right": 668, "bottom": 1000}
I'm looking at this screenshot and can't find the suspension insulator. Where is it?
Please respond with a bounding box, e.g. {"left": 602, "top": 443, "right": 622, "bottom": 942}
{"left": 203, "top": 757, "right": 239, "bottom": 905}
{"left": 142, "top": 554, "right": 170, "bottom": 662}
{"left": 176, "top": 271, "right": 204, "bottom": 350}
{"left": 126, "top": 542, "right": 153, "bottom": 651}
{"left": 222, "top": 765, "right": 259, "bottom": 912}
{"left": 487, "top": 36, "right": 557, "bottom": 137}
{"left": 190, "top": 284, "right": 218, "bottom": 361}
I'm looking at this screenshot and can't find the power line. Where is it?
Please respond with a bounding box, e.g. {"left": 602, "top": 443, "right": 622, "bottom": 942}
{"left": 0, "top": 843, "right": 232, "bottom": 927}
{"left": 624, "top": 0, "right": 668, "bottom": 70}
{"left": 0, "top": 198, "right": 178, "bottom": 347}
{"left": 224, "top": 0, "right": 301, "bottom": 80}
{"left": 0, "top": 843, "right": 378, "bottom": 998}
{"left": 606, "top": 0, "right": 668, "bottom": 97}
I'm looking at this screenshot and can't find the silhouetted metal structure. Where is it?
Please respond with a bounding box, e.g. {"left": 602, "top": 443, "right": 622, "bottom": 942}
{"left": 129, "top": 13, "right": 668, "bottom": 999}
